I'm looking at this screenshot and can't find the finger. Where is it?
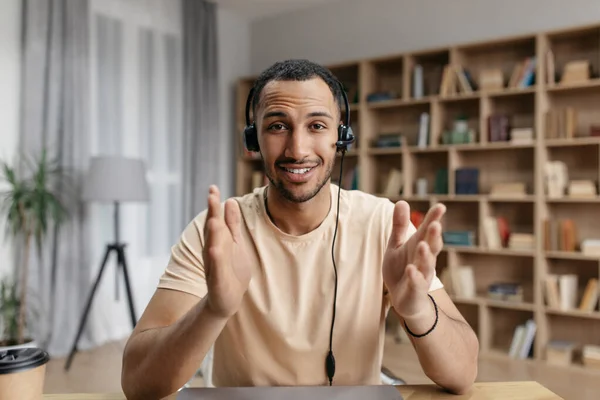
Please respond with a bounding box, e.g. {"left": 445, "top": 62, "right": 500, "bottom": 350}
{"left": 425, "top": 221, "right": 444, "bottom": 255}
{"left": 388, "top": 200, "right": 411, "bottom": 249}
{"left": 416, "top": 203, "right": 446, "bottom": 240}
{"left": 406, "top": 263, "right": 429, "bottom": 292}
{"left": 224, "top": 198, "right": 242, "bottom": 243}
{"left": 207, "top": 185, "right": 222, "bottom": 221}
{"left": 414, "top": 241, "right": 436, "bottom": 284}
{"left": 204, "top": 185, "right": 222, "bottom": 243}
{"left": 203, "top": 217, "right": 222, "bottom": 276}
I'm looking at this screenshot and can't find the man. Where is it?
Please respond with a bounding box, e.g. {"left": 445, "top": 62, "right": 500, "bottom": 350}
{"left": 121, "top": 59, "right": 479, "bottom": 400}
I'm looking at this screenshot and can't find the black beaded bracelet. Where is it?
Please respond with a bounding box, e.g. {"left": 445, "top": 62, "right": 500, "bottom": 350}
{"left": 404, "top": 293, "right": 439, "bottom": 338}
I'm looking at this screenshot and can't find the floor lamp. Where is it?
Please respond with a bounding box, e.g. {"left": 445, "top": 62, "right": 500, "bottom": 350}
{"left": 64, "top": 156, "right": 150, "bottom": 371}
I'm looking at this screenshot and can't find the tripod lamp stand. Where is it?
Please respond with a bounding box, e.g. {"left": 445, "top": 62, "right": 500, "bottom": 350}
{"left": 65, "top": 156, "right": 149, "bottom": 371}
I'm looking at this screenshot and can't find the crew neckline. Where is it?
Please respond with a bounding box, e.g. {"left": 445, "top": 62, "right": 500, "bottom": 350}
{"left": 257, "top": 183, "right": 340, "bottom": 242}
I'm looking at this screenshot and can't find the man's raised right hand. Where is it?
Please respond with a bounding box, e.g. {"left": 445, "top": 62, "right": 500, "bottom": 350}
{"left": 203, "top": 185, "right": 252, "bottom": 319}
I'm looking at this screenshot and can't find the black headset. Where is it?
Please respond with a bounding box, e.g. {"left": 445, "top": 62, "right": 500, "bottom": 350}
{"left": 242, "top": 79, "right": 355, "bottom": 386}
{"left": 243, "top": 80, "right": 356, "bottom": 153}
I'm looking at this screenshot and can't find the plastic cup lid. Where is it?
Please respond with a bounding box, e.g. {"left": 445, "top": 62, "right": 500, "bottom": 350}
{"left": 0, "top": 348, "right": 50, "bottom": 375}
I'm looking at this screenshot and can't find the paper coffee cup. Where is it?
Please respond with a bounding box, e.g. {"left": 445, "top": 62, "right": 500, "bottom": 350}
{"left": 0, "top": 347, "right": 50, "bottom": 400}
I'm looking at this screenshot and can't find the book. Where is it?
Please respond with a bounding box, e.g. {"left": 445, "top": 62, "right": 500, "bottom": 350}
{"left": 579, "top": 278, "right": 599, "bottom": 312}
{"left": 559, "top": 274, "right": 578, "bottom": 310}
{"left": 383, "top": 168, "right": 403, "bottom": 196}
{"left": 455, "top": 168, "right": 479, "bottom": 194}
{"left": 509, "top": 319, "right": 536, "bottom": 359}
{"left": 417, "top": 112, "right": 429, "bottom": 148}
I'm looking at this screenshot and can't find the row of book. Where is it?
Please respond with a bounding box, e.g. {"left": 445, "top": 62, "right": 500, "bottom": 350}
{"left": 482, "top": 215, "right": 534, "bottom": 251}
{"left": 439, "top": 64, "right": 477, "bottom": 96}
{"left": 545, "top": 107, "right": 578, "bottom": 139}
{"left": 487, "top": 114, "right": 534, "bottom": 144}
{"left": 509, "top": 319, "right": 537, "bottom": 360}
{"left": 441, "top": 265, "right": 525, "bottom": 304}
{"left": 543, "top": 218, "right": 577, "bottom": 252}
{"left": 542, "top": 218, "right": 600, "bottom": 256}
{"left": 544, "top": 275, "right": 598, "bottom": 312}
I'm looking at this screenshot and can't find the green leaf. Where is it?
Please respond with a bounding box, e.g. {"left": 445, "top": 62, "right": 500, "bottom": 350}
{"left": 0, "top": 147, "right": 73, "bottom": 343}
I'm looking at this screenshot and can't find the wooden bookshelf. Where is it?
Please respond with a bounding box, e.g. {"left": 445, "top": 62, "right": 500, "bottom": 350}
{"left": 234, "top": 22, "right": 600, "bottom": 374}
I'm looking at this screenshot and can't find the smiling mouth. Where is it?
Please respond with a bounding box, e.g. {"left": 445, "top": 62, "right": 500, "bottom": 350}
{"left": 280, "top": 166, "right": 315, "bottom": 174}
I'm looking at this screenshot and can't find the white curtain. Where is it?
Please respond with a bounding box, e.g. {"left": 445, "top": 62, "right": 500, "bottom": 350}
{"left": 81, "top": 0, "right": 185, "bottom": 349}
{"left": 17, "top": 0, "right": 92, "bottom": 358}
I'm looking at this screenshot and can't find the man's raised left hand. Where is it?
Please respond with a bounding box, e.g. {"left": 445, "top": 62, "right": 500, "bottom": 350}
{"left": 382, "top": 201, "right": 446, "bottom": 324}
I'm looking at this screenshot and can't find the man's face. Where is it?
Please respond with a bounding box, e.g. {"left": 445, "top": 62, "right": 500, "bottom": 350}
{"left": 256, "top": 78, "right": 339, "bottom": 203}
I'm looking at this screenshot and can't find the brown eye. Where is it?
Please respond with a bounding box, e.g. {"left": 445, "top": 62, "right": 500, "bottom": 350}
{"left": 268, "top": 123, "right": 286, "bottom": 131}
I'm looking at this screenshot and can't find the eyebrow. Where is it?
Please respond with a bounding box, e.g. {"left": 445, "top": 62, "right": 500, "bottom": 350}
{"left": 263, "top": 111, "right": 287, "bottom": 120}
{"left": 307, "top": 111, "right": 334, "bottom": 119}
{"left": 262, "top": 111, "right": 334, "bottom": 120}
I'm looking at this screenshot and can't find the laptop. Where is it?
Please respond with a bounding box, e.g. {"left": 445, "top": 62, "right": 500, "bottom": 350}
{"left": 176, "top": 385, "right": 403, "bottom": 400}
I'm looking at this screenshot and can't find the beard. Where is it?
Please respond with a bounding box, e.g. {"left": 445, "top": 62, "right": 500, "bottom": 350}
{"left": 263, "top": 155, "right": 335, "bottom": 203}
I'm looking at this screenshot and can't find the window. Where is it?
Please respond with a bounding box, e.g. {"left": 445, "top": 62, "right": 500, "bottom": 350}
{"left": 87, "top": 0, "right": 183, "bottom": 335}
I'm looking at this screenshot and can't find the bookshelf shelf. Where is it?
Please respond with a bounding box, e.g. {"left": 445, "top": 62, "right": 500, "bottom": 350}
{"left": 459, "top": 141, "right": 537, "bottom": 151}
{"left": 438, "top": 92, "right": 481, "bottom": 102}
{"left": 546, "top": 78, "right": 600, "bottom": 93}
{"left": 366, "top": 147, "right": 402, "bottom": 156}
{"left": 367, "top": 97, "right": 432, "bottom": 110}
{"left": 546, "top": 308, "right": 600, "bottom": 320}
{"left": 486, "top": 298, "right": 536, "bottom": 312}
{"left": 455, "top": 247, "right": 535, "bottom": 258}
{"left": 546, "top": 196, "right": 600, "bottom": 203}
{"left": 235, "top": 21, "right": 600, "bottom": 375}
{"left": 488, "top": 195, "right": 536, "bottom": 203}
{"left": 545, "top": 136, "right": 600, "bottom": 147}
{"left": 545, "top": 251, "right": 600, "bottom": 261}
{"left": 486, "top": 86, "right": 537, "bottom": 98}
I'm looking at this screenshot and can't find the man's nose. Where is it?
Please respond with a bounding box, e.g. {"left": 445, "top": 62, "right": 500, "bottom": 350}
{"left": 284, "top": 129, "right": 311, "bottom": 160}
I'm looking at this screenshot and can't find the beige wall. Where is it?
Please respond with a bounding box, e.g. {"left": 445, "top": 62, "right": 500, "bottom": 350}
{"left": 250, "top": 0, "right": 600, "bottom": 74}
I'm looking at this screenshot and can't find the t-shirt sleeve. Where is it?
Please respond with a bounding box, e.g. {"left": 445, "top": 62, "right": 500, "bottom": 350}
{"left": 157, "top": 210, "right": 209, "bottom": 299}
{"left": 382, "top": 200, "right": 444, "bottom": 292}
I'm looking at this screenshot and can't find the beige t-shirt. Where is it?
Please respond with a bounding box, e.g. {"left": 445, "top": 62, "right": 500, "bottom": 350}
{"left": 158, "top": 184, "right": 443, "bottom": 387}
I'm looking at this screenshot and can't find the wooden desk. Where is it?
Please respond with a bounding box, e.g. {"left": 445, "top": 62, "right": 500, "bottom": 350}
{"left": 43, "top": 381, "right": 563, "bottom": 399}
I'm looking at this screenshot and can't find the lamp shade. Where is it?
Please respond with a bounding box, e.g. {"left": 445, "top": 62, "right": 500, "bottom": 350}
{"left": 82, "top": 156, "right": 150, "bottom": 203}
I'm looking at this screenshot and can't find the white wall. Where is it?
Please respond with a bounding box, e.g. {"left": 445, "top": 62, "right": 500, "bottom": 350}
{"left": 250, "top": 0, "right": 600, "bottom": 74}
{"left": 0, "top": 0, "right": 21, "bottom": 279}
{"left": 217, "top": 6, "right": 252, "bottom": 198}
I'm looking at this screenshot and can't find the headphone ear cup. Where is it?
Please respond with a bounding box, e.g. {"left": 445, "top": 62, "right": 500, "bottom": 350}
{"left": 336, "top": 125, "right": 355, "bottom": 151}
{"left": 244, "top": 124, "right": 259, "bottom": 152}
{"left": 343, "top": 125, "right": 355, "bottom": 143}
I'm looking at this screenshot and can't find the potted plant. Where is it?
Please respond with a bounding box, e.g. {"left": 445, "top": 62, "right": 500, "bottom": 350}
{"left": 0, "top": 149, "right": 69, "bottom": 349}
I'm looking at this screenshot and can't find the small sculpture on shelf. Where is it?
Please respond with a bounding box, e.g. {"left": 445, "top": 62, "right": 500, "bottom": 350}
{"left": 442, "top": 115, "right": 476, "bottom": 145}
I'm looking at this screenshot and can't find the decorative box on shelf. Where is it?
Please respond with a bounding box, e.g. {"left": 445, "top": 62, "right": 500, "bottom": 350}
{"left": 442, "top": 230, "right": 476, "bottom": 247}
{"left": 487, "top": 282, "right": 523, "bottom": 302}
{"left": 546, "top": 340, "right": 576, "bottom": 367}
{"left": 582, "top": 344, "right": 600, "bottom": 370}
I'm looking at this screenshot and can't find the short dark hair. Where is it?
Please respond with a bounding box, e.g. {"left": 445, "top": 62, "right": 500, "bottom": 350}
{"left": 250, "top": 59, "right": 343, "bottom": 119}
